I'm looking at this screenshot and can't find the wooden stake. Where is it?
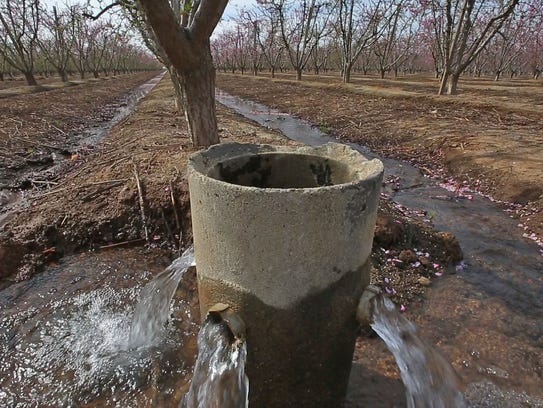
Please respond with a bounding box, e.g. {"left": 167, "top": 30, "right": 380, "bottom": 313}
{"left": 132, "top": 160, "right": 149, "bottom": 243}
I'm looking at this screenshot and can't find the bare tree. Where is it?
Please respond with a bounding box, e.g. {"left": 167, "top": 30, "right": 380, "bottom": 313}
{"left": 85, "top": 20, "right": 116, "bottom": 78}
{"left": 238, "top": 14, "right": 264, "bottom": 76}
{"left": 334, "top": 0, "right": 389, "bottom": 82}
{"left": 136, "top": 0, "right": 228, "bottom": 147}
{"left": 430, "top": 0, "right": 519, "bottom": 95}
{"left": 69, "top": 5, "right": 92, "bottom": 79}
{"left": 272, "top": 0, "right": 334, "bottom": 80}
{"left": 0, "top": 0, "right": 41, "bottom": 85}
{"left": 37, "top": 5, "right": 74, "bottom": 82}
{"left": 487, "top": 15, "right": 523, "bottom": 80}
{"left": 248, "top": 2, "right": 285, "bottom": 78}
{"left": 372, "top": 1, "right": 418, "bottom": 79}
{"left": 119, "top": 1, "right": 185, "bottom": 112}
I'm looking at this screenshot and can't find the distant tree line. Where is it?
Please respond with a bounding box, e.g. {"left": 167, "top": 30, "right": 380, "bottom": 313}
{"left": 0, "top": 0, "right": 160, "bottom": 85}
{"left": 211, "top": 0, "right": 543, "bottom": 94}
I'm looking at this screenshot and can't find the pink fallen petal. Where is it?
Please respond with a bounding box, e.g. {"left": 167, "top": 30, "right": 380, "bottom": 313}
{"left": 435, "top": 271, "right": 444, "bottom": 277}
{"left": 400, "top": 304, "right": 406, "bottom": 312}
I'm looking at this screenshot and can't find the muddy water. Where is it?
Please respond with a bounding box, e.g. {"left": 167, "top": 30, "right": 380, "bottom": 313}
{"left": 0, "top": 72, "right": 165, "bottom": 228}
{"left": 216, "top": 91, "right": 543, "bottom": 402}
{"left": 0, "top": 248, "right": 199, "bottom": 407}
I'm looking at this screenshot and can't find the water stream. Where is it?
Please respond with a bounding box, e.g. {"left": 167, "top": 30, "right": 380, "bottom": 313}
{"left": 216, "top": 91, "right": 543, "bottom": 400}
{"left": 370, "top": 294, "right": 466, "bottom": 408}
{"left": 182, "top": 319, "right": 249, "bottom": 408}
{"left": 129, "top": 245, "right": 195, "bottom": 348}
{"left": 0, "top": 247, "right": 199, "bottom": 407}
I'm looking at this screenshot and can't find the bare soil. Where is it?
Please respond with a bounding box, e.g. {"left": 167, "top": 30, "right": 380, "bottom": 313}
{"left": 0, "top": 75, "right": 461, "bottom": 310}
{"left": 1, "top": 73, "right": 540, "bottom": 405}
{"left": 0, "top": 71, "right": 160, "bottom": 188}
{"left": 216, "top": 72, "right": 543, "bottom": 243}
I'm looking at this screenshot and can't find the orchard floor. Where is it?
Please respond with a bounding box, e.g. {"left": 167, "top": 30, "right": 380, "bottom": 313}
{"left": 0, "top": 73, "right": 541, "bottom": 406}
{"left": 217, "top": 72, "right": 543, "bottom": 242}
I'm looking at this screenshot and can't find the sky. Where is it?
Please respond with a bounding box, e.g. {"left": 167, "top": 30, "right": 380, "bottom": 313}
{"left": 216, "top": 0, "right": 257, "bottom": 35}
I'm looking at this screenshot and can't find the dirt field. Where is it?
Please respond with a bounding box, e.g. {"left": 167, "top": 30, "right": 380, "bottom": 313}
{"left": 0, "top": 75, "right": 462, "bottom": 313}
{"left": 216, "top": 72, "right": 543, "bottom": 243}
{"left": 0, "top": 73, "right": 541, "bottom": 405}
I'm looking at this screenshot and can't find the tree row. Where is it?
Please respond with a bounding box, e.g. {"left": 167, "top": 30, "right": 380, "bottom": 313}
{"left": 0, "top": 0, "right": 160, "bottom": 85}
{"left": 211, "top": 0, "right": 543, "bottom": 94}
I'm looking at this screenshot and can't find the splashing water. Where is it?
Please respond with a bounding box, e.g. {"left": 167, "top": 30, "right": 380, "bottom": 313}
{"left": 370, "top": 294, "right": 466, "bottom": 408}
{"left": 128, "top": 245, "right": 195, "bottom": 348}
{"left": 183, "top": 319, "right": 249, "bottom": 408}
{"left": 0, "top": 247, "right": 198, "bottom": 407}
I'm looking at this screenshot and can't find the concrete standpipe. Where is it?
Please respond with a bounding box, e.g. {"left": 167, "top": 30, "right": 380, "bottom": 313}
{"left": 188, "top": 142, "right": 383, "bottom": 407}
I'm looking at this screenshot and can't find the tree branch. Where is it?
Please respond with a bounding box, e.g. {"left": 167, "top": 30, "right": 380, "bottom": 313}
{"left": 189, "top": 0, "right": 228, "bottom": 42}
{"left": 82, "top": 2, "right": 121, "bottom": 20}
{"left": 137, "top": 0, "right": 196, "bottom": 72}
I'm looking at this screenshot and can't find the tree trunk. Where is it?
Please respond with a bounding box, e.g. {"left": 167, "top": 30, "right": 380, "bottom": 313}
{"left": 296, "top": 67, "right": 302, "bottom": 81}
{"left": 168, "top": 65, "right": 184, "bottom": 113}
{"left": 93, "top": 71, "right": 99, "bottom": 78}
{"left": 0, "top": 72, "right": 4, "bottom": 81}
{"left": 182, "top": 49, "right": 219, "bottom": 147}
{"left": 23, "top": 71, "right": 37, "bottom": 86}
{"left": 380, "top": 69, "right": 386, "bottom": 79}
{"left": 79, "top": 70, "right": 85, "bottom": 79}
{"left": 271, "top": 66, "right": 275, "bottom": 78}
{"left": 342, "top": 63, "right": 352, "bottom": 83}
{"left": 447, "top": 73, "right": 460, "bottom": 95}
{"left": 438, "top": 71, "right": 449, "bottom": 95}
{"left": 494, "top": 71, "right": 501, "bottom": 81}
{"left": 58, "top": 69, "right": 68, "bottom": 82}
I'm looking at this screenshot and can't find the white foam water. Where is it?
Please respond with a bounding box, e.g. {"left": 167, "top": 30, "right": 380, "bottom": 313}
{"left": 182, "top": 319, "right": 249, "bottom": 408}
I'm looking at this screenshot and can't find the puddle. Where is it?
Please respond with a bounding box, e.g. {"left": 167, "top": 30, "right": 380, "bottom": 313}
{"left": 216, "top": 90, "right": 543, "bottom": 399}
{"left": 0, "top": 248, "right": 199, "bottom": 407}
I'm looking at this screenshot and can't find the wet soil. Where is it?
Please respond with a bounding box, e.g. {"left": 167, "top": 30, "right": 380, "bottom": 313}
{"left": 0, "top": 75, "right": 461, "bottom": 307}
{"left": 1, "top": 73, "right": 541, "bottom": 405}
{"left": 216, "top": 73, "right": 543, "bottom": 244}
